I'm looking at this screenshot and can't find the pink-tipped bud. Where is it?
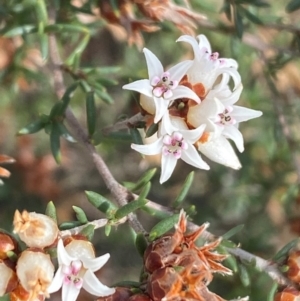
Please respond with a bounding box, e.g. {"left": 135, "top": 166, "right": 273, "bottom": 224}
{"left": 13, "top": 210, "right": 58, "bottom": 248}
{"left": 16, "top": 249, "right": 54, "bottom": 301}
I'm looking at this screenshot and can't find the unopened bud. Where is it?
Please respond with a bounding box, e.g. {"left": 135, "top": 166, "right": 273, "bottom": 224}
{"left": 274, "top": 286, "right": 300, "bottom": 301}
{"left": 0, "top": 260, "right": 18, "bottom": 296}
{"left": 287, "top": 250, "right": 300, "bottom": 283}
{"left": 0, "top": 232, "right": 18, "bottom": 259}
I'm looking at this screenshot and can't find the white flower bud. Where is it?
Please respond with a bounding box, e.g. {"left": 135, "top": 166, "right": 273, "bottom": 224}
{"left": 0, "top": 260, "right": 18, "bottom": 296}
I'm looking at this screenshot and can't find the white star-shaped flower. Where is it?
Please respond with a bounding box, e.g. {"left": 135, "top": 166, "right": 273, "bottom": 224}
{"left": 123, "top": 48, "right": 200, "bottom": 123}
{"left": 131, "top": 113, "right": 209, "bottom": 183}
{"left": 48, "top": 239, "right": 115, "bottom": 301}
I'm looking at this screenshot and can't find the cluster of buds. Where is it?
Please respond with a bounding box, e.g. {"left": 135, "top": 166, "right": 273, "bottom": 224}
{"left": 275, "top": 250, "right": 300, "bottom": 300}
{"left": 0, "top": 210, "right": 115, "bottom": 301}
{"left": 102, "top": 211, "right": 238, "bottom": 301}
{"left": 123, "top": 34, "right": 262, "bottom": 184}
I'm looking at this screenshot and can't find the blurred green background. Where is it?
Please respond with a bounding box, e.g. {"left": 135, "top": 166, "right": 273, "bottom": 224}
{"left": 1, "top": 0, "right": 300, "bottom": 300}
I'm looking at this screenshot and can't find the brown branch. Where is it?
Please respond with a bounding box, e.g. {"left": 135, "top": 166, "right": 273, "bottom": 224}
{"left": 48, "top": 6, "right": 146, "bottom": 235}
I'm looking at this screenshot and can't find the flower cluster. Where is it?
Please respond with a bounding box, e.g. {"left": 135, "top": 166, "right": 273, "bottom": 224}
{"left": 123, "top": 34, "right": 262, "bottom": 183}
{"left": 0, "top": 210, "right": 115, "bottom": 301}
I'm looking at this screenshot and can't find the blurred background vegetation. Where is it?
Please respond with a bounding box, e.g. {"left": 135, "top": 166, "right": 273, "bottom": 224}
{"left": 1, "top": 0, "right": 300, "bottom": 300}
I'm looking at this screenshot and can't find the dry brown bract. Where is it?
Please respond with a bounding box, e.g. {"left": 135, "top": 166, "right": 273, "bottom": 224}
{"left": 99, "top": 0, "right": 206, "bottom": 50}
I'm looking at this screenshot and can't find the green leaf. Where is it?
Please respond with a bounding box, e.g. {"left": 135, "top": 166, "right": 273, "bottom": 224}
{"left": 142, "top": 205, "right": 171, "bottom": 219}
{"left": 267, "top": 282, "right": 278, "bottom": 301}
{"left": 241, "top": 7, "right": 263, "bottom": 24}
{"left": 50, "top": 102, "right": 64, "bottom": 119}
{"left": 50, "top": 122, "right": 61, "bottom": 164}
{"left": 46, "top": 23, "right": 90, "bottom": 34}
{"left": 0, "top": 294, "right": 10, "bottom": 301}
{"left": 114, "top": 183, "right": 151, "bottom": 219}
{"left": 173, "top": 171, "right": 194, "bottom": 208}
{"left": 86, "top": 91, "right": 96, "bottom": 136}
{"left": 72, "top": 206, "right": 88, "bottom": 223}
{"left": 220, "top": 239, "right": 237, "bottom": 248}
{"left": 224, "top": 254, "right": 238, "bottom": 273}
{"left": 149, "top": 214, "right": 180, "bottom": 241}
{"left": 79, "top": 224, "right": 95, "bottom": 241}
{"left": 4, "top": 25, "right": 36, "bottom": 37}
{"left": 65, "top": 34, "right": 90, "bottom": 66}
{"left": 92, "top": 130, "right": 132, "bottom": 146}
{"left": 272, "top": 238, "right": 300, "bottom": 262}
{"left": 234, "top": 6, "right": 244, "bottom": 39}
{"left": 39, "top": 33, "right": 48, "bottom": 60}
{"left": 128, "top": 168, "right": 157, "bottom": 192}
{"left": 135, "top": 233, "right": 148, "bottom": 257}
{"left": 45, "top": 201, "right": 57, "bottom": 223}
{"left": 286, "top": 0, "right": 300, "bottom": 12}
{"left": 145, "top": 123, "right": 159, "bottom": 138}
{"left": 105, "top": 224, "right": 111, "bottom": 236}
{"left": 57, "top": 123, "right": 77, "bottom": 143}
{"left": 94, "top": 89, "right": 114, "bottom": 104}
{"left": 6, "top": 251, "right": 18, "bottom": 262}
{"left": 238, "top": 264, "right": 250, "bottom": 287}
{"left": 222, "top": 224, "right": 244, "bottom": 240}
{"left": 60, "top": 82, "right": 80, "bottom": 113}
{"left": 130, "top": 128, "right": 143, "bottom": 145}
{"left": 220, "top": 2, "right": 232, "bottom": 21}
{"left": 35, "top": 0, "right": 48, "bottom": 24}
{"left": 59, "top": 221, "right": 82, "bottom": 230}
{"left": 85, "top": 191, "right": 117, "bottom": 217}
{"left": 18, "top": 118, "right": 46, "bottom": 135}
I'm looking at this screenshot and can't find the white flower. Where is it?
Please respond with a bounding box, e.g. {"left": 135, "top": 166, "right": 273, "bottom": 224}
{"left": 177, "top": 34, "right": 241, "bottom": 93}
{"left": 123, "top": 48, "right": 200, "bottom": 123}
{"left": 132, "top": 113, "right": 209, "bottom": 183}
{"left": 48, "top": 239, "right": 115, "bottom": 301}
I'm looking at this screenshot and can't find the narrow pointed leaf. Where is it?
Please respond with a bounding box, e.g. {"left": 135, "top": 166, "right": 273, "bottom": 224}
{"left": 50, "top": 103, "right": 64, "bottom": 119}
{"left": 286, "top": 0, "right": 300, "bottom": 12}
{"left": 234, "top": 6, "right": 244, "bottom": 39}
{"left": 18, "top": 118, "right": 46, "bottom": 135}
{"left": 223, "top": 254, "right": 238, "bottom": 273}
{"left": 267, "top": 282, "right": 278, "bottom": 301}
{"left": 46, "top": 24, "right": 90, "bottom": 34}
{"left": 60, "top": 82, "right": 79, "bottom": 113}
{"left": 6, "top": 251, "right": 18, "bottom": 262}
{"left": 105, "top": 224, "right": 111, "bottom": 236}
{"left": 130, "top": 128, "right": 143, "bottom": 145}
{"left": 142, "top": 205, "right": 171, "bottom": 219}
{"left": 39, "top": 33, "right": 48, "bottom": 60}
{"left": 272, "top": 238, "right": 300, "bottom": 262}
{"left": 45, "top": 201, "right": 57, "bottom": 223}
{"left": 115, "top": 183, "right": 151, "bottom": 219}
{"left": 50, "top": 122, "right": 61, "bottom": 164}
{"left": 95, "top": 89, "right": 114, "bottom": 104}
{"left": 59, "top": 221, "right": 82, "bottom": 230}
{"left": 173, "top": 171, "right": 194, "bottom": 208}
{"left": 86, "top": 91, "right": 96, "bottom": 136}
{"left": 135, "top": 233, "right": 148, "bottom": 257}
{"left": 4, "top": 25, "right": 36, "bottom": 37}
{"left": 220, "top": 239, "right": 237, "bottom": 248}
{"left": 222, "top": 224, "right": 244, "bottom": 240}
{"left": 35, "top": 0, "right": 48, "bottom": 23}
{"left": 57, "top": 123, "right": 77, "bottom": 143}
{"left": 85, "top": 191, "right": 117, "bottom": 217}
{"left": 149, "top": 214, "right": 180, "bottom": 241}
{"left": 145, "top": 123, "right": 159, "bottom": 138}
{"left": 127, "top": 168, "right": 157, "bottom": 192}
{"left": 79, "top": 224, "right": 95, "bottom": 241}
{"left": 73, "top": 206, "right": 88, "bottom": 223}
{"left": 238, "top": 264, "right": 250, "bottom": 287}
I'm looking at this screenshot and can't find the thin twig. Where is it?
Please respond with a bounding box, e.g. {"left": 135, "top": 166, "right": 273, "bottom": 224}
{"left": 47, "top": 6, "right": 146, "bottom": 235}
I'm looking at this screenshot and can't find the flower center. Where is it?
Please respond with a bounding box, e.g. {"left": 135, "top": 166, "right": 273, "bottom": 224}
{"left": 62, "top": 260, "right": 84, "bottom": 289}
{"left": 218, "top": 107, "right": 236, "bottom": 125}
{"left": 162, "top": 132, "right": 188, "bottom": 159}
{"left": 151, "top": 72, "right": 178, "bottom": 99}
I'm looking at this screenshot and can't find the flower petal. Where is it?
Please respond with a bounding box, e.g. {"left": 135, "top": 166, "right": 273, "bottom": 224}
{"left": 177, "top": 35, "right": 202, "bottom": 61}
{"left": 171, "top": 85, "right": 200, "bottom": 103}
{"left": 143, "top": 48, "right": 163, "bottom": 80}
{"left": 198, "top": 136, "right": 241, "bottom": 169}
{"left": 57, "top": 239, "right": 75, "bottom": 266}
{"left": 122, "top": 79, "right": 153, "bottom": 97}
{"left": 82, "top": 253, "right": 110, "bottom": 273}
{"left": 48, "top": 266, "right": 64, "bottom": 294}
{"left": 62, "top": 281, "right": 80, "bottom": 301}
{"left": 223, "top": 126, "right": 244, "bottom": 152}
{"left": 131, "top": 137, "right": 163, "bottom": 156}
{"left": 197, "top": 34, "right": 212, "bottom": 53}
{"left": 82, "top": 269, "right": 115, "bottom": 297}
{"left": 168, "top": 60, "right": 193, "bottom": 82}
{"left": 181, "top": 124, "right": 206, "bottom": 144}
{"left": 181, "top": 143, "right": 210, "bottom": 170}
{"left": 220, "top": 84, "right": 243, "bottom": 106}
{"left": 232, "top": 106, "right": 263, "bottom": 123}
{"left": 160, "top": 154, "right": 177, "bottom": 184}
{"left": 153, "top": 97, "right": 170, "bottom": 124}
